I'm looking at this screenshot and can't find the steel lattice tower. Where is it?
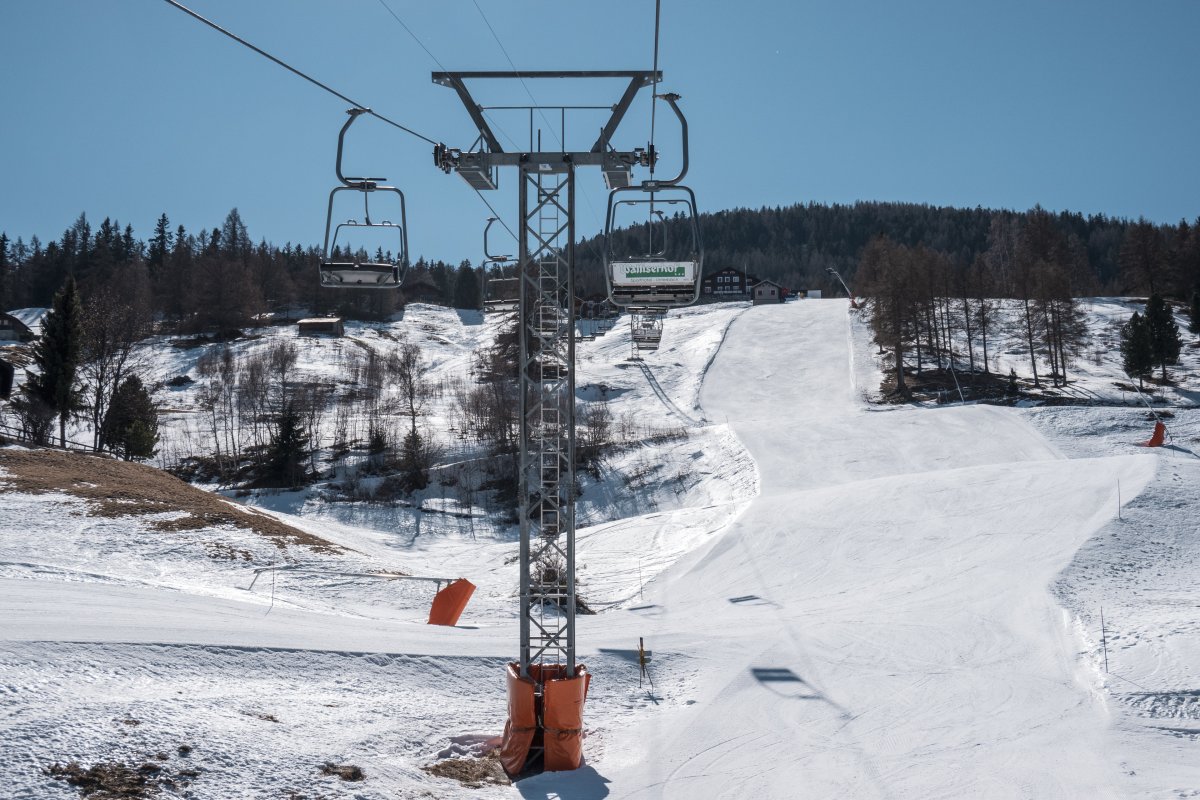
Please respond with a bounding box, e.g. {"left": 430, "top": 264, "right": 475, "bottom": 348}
{"left": 517, "top": 166, "right": 577, "bottom": 672}
{"left": 434, "top": 71, "right": 658, "bottom": 681}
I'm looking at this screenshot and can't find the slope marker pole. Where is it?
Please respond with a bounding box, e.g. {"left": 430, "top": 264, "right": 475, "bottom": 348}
{"left": 1100, "top": 606, "right": 1109, "bottom": 673}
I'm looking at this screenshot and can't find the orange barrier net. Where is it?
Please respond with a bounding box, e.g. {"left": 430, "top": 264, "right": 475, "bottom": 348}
{"left": 427, "top": 579, "right": 476, "bottom": 626}
{"left": 1143, "top": 420, "right": 1167, "bottom": 447}
{"left": 498, "top": 662, "right": 591, "bottom": 775}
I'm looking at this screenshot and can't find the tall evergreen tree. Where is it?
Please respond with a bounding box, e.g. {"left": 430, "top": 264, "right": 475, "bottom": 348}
{"left": 1145, "top": 294, "right": 1182, "bottom": 382}
{"left": 0, "top": 232, "right": 10, "bottom": 310}
{"left": 101, "top": 374, "right": 159, "bottom": 460}
{"left": 453, "top": 261, "right": 481, "bottom": 309}
{"left": 1189, "top": 290, "right": 1200, "bottom": 336}
{"left": 147, "top": 213, "right": 172, "bottom": 277}
{"left": 1120, "top": 311, "right": 1153, "bottom": 390}
{"left": 266, "top": 402, "right": 308, "bottom": 488}
{"left": 26, "top": 276, "right": 85, "bottom": 446}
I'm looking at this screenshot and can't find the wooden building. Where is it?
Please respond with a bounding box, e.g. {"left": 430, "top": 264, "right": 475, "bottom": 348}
{"left": 752, "top": 280, "right": 786, "bottom": 305}
{"left": 297, "top": 317, "right": 345, "bottom": 337}
{"left": 702, "top": 268, "right": 759, "bottom": 297}
{"left": 0, "top": 308, "right": 48, "bottom": 341}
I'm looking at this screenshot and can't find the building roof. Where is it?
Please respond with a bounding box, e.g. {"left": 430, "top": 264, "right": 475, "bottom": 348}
{"left": 297, "top": 317, "right": 343, "bottom": 325}
{"left": 752, "top": 279, "right": 783, "bottom": 289}
{"left": 4, "top": 308, "right": 50, "bottom": 335}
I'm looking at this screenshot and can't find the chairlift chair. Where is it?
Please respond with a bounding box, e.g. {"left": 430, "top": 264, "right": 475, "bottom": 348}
{"left": 604, "top": 93, "right": 703, "bottom": 309}
{"left": 319, "top": 109, "right": 409, "bottom": 289}
{"left": 630, "top": 306, "right": 665, "bottom": 351}
{"left": 479, "top": 217, "right": 519, "bottom": 313}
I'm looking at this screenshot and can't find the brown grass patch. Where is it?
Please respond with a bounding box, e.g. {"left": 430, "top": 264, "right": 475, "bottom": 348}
{"left": 421, "top": 754, "right": 510, "bottom": 788}
{"left": 0, "top": 448, "right": 341, "bottom": 554}
{"left": 45, "top": 760, "right": 173, "bottom": 799}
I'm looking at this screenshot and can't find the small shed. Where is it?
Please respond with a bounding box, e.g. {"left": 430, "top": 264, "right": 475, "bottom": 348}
{"left": 1, "top": 308, "right": 49, "bottom": 341}
{"left": 752, "top": 280, "right": 785, "bottom": 305}
{"left": 297, "top": 317, "right": 344, "bottom": 337}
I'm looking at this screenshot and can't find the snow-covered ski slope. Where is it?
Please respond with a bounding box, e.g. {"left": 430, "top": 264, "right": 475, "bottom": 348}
{"left": 561, "top": 300, "right": 1157, "bottom": 799}
{"left": 5, "top": 298, "right": 1199, "bottom": 798}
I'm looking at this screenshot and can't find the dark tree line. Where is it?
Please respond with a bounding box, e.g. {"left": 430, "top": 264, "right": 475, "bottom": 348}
{"left": 9, "top": 202, "right": 1199, "bottom": 323}
{"left": 578, "top": 201, "right": 1200, "bottom": 302}
{"left": 1, "top": 209, "right": 483, "bottom": 329}
{"left": 857, "top": 208, "right": 1111, "bottom": 397}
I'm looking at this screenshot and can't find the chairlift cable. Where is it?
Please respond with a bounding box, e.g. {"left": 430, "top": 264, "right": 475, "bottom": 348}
{"left": 649, "top": 0, "right": 662, "bottom": 176}
{"left": 466, "top": 0, "right": 611, "bottom": 251}
{"left": 375, "top": 0, "right": 519, "bottom": 152}
{"left": 374, "top": 0, "right": 448, "bottom": 72}
{"left": 159, "top": 0, "right": 439, "bottom": 146}
{"left": 470, "top": 0, "right": 564, "bottom": 152}
{"left": 470, "top": 185, "right": 520, "bottom": 245}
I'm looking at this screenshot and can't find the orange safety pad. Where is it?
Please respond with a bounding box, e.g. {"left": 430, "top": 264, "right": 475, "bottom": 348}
{"left": 427, "top": 578, "right": 476, "bottom": 626}
{"left": 498, "top": 662, "right": 537, "bottom": 776}
{"left": 542, "top": 664, "right": 590, "bottom": 772}
{"left": 1144, "top": 421, "right": 1166, "bottom": 447}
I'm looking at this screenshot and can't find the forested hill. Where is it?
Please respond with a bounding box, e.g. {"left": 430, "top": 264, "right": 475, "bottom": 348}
{"left": 578, "top": 201, "right": 1200, "bottom": 299}
{"left": 3, "top": 202, "right": 1198, "bottom": 326}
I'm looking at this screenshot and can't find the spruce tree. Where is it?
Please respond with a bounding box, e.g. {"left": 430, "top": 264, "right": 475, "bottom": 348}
{"left": 1189, "top": 290, "right": 1200, "bottom": 335}
{"left": 26, "top": 276, "right": 84, "bottom": 446}
{"left": 0, "top": 232, "right": 9, "bottom": 310}
{"left": 1145, "top": 294, "right": 1182, "bottom": 382}
{"left": 266, "top": 402, "right": 308, "bottom": 488}
{"left": 453, "top": 262, "right": 481, "bottom": 309}
{"left": 101, "top": 374, "right": 159, "bottom": 460}
{"left": 1120, "top": 311, "right": 1154, "bottom": 390}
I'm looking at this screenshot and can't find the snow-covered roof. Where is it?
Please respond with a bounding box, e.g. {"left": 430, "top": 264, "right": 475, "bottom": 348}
{"left": 297, "top": 317, "right": 342, "bottom": 325}
{"left": 4, "top": 308, "right": 49, "bottom": 335}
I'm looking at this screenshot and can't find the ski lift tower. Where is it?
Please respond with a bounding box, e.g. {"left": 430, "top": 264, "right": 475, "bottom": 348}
{"left": 432, "top": 70, "right": 659, "bottom": 774}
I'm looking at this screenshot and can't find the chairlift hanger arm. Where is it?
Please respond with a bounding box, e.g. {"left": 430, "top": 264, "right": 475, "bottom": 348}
{"left": 483, "top": 217, "right": 511, "bottom": 263}
{"left": 643, "top": 93, "right": 688, "bottom": 187}
{"left": 335, "top": 108, "right": 387, "bottom": 187}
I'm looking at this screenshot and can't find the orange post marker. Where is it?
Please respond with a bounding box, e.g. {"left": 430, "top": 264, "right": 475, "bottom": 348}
{"left": 1143, "top": 420, "right": 1166, "bottom": 447}
{"left": 427, "top": 578, "right": 476, "bottom": 626}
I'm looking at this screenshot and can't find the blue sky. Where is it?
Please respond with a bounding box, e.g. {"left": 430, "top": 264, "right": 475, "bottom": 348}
{"left": 2, "top": 0, "right": 1198, "bottom": 265}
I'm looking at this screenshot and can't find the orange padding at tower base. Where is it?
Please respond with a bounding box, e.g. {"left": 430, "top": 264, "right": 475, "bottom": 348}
{"left": 427, "top": 579, "right": 476, "bottom": 626}
{"left": 1144, "top": 420, "right": 1167, "bottom": 447}
{"left": 543, "top": 663, "right": 590, "bottom": 772}
{"left": 498, "top": 662, "right": 591, "bottom": 775}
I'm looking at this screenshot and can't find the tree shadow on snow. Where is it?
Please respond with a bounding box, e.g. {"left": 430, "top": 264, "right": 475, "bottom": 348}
{"left": 516, "top": 764, "right": 611, "bottom": 799}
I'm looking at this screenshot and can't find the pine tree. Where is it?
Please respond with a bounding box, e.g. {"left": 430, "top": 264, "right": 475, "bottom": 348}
{"left": 147, "top": 213, "right": 172, "bottom": 278}
{"left": 1120, "top": 311, "right": 1154, "bottom": 390}
{"left": 266, "top": 402, "right": 308, "bottom": 488}
{"left": 0, "top": 232, "right": 10, "bottom": 310}
{"left": 25, "top": 276, "right": 84, "bottom": 446}
{"left": 101, "top": 374, "right": 159, "bottom": 460}
{"left": 1145, "top": 293, "right": 1182, "bottom": 382}
{"left": 453, "top": 261, "right": 481, "bottom": 309}
{"left": 398, "top": 429, "right": 431, "bottom": 493}
{"left": 1189, "top": 290, "right": 1200, "bottom": 335}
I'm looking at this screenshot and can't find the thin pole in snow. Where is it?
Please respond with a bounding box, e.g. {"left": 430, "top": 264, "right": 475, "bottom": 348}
{"left": 1117, "top": 478, "right": 1122, "bottom": 521}
{"left": 1101, "top": 607, "right": 1109, "bottom": 673}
